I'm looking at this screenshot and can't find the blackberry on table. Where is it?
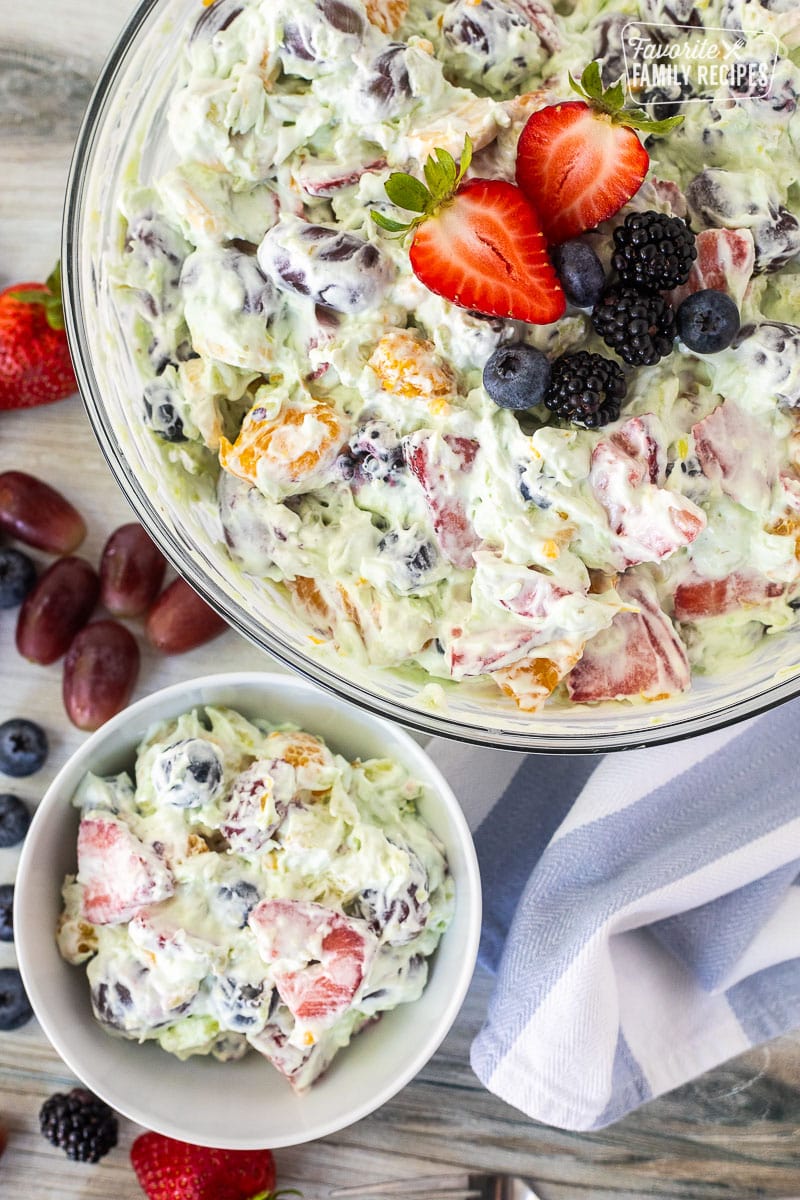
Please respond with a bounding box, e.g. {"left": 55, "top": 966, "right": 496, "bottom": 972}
{"left": 612, "top": 211, "right": 697, "bottom": 292}
{"left": 544, "top": 352, "right": 627, "bottom": 428}
{"left": 592, "top": 285, "right": 677, "bottom": 366}
{"left": 39, "top": 1088, "right": 118, "bottom": 1163}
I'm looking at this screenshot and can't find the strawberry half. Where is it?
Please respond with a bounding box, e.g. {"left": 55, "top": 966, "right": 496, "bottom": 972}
{"left": 130, "top": 1132, "right": 290, "bottom": 1200}
{"left": 373, "top": 137, "right": 565, "bottom": 325}
{"left": 0, "top": 262, "right": 77, "bottom": 410}
{"left": 516, "top": 62, "right": 683, "bottom": 245}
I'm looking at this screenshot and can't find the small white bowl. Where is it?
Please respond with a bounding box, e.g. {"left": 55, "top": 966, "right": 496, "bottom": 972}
{"left": 15, "top": 672, "right": 481, "bottom": 1149}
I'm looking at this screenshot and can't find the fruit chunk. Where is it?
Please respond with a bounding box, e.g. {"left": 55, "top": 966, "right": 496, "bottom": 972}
{"left": 15, "top": 556, "right": 99, "bottom": 664}
{"left": 0, "top": 264, "right": 77, "bottom": 409}
{"left": 219, "top": 399, "right": 346, "bottom": 492}
{"left": 249, "top": 898, "right": 377, "bottom": 1025}
{"left": 77, "top": 812, "right": 174, "bottom": 925}
{"left": 368, "top": 328, "right": 456, "bottom": 404}
{"left": 374, "top": 137, "right": 565, "bottom": 324}
{"left": 0, "top": 471, "right": 86, "bottom": 554}
{"left": 365, "top": 0, "right": 408, "bottom": 33}
{"left": 99, "top": 523, "right": 167, "bottom": 617}
{"left": 668, "top": 228, "right": 755, "bottom": 309}
{"left": 589, "top": 415, "right": 705, "bottom": 566}
{"left": 491, "top": 639, "right": 584, "bottom": 711}
{"left": 515, "top": 62, "right": 681, "bottom": 245}
{"left": 404, "top": 431, "right": 481, "bottom": 569}
{"left": 131, "top": 1132, "right": 275, "bottom": 1200}
{"left": 0, "top": 718, "right": 48, "bottom": 777}
{"left": 691, "top": 399, "right": 777, "bottom": 512}
{"left": 673, "top": 572, "right": 785, "bottom": 621}
{"left": 566, "top": 572, "right": 690, "bottom": 703}
{"left": 145, "top": 577, "right": 228, "bottom": 654}
{"left": 63, "top": 621, "right": 141, "bottom": 731}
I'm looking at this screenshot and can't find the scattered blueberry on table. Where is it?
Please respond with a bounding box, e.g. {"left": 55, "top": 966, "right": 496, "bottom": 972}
{"left": 0, "top": 793, "right": 31, "bottom": 847}
{"left": 0, "top": 718, "right": 48, "bottom": 778}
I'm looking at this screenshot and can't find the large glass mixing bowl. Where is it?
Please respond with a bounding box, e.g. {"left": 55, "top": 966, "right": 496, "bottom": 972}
{"left": 62, "top": 0, "right": 800, "bottom": 751}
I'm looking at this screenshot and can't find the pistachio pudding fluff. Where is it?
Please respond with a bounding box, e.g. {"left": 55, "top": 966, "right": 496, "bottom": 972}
{"left": 57, "top": 706, "right": 453, "bottom": 1089}
{"left": 113, "top": 0, "right": 800, "bottom": 714}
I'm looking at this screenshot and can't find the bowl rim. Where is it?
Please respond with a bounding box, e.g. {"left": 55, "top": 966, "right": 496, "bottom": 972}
{"left": 14, "top": 670, "right": 482, "bottom": 1148}
{"left": 61, "top": 0, "right": 800, "bottom": 753}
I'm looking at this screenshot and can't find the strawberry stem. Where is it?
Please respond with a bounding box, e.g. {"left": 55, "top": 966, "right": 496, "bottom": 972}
{"left": 569, "top": 60, "right": 683, "bottom": 136}
{"left": 249, "top": 1189, "right": 303, "bottom": 1200}
{"left": 372, "top": 135, "right": 472, "bottom": 239}
{"left": 8, "top": 261, "right": 66, "bottom": 332}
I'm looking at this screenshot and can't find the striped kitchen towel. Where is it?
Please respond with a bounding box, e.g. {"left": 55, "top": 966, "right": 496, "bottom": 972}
{"left": 428, "top": 700, "right": 800, "bottom": 1131}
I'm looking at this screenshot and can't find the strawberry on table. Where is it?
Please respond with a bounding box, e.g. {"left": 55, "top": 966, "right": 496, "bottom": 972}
{"left": 515, "top": 62, "right": 683, "bottom": 245}
{"left": 130, "top": 1131, "right": 288, "bottom": 1200}
{"left": 373, "top": 136, "right": 565, "bottom": 325}
{"left": 0, "top": 262, "right": 77, "bottom": 409}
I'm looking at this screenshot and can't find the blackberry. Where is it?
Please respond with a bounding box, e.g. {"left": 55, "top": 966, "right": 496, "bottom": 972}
{"left": 592, "top": 285, "right": 676, "bottom": 366}
{"left": 39, "top": 1088, "right": 118, "bottom": 1163}
{"left": 544, "top": 352, "right": 627, "bottom": 428}
{"left": 611, "top": 210, "right": 697, "bottom": 292}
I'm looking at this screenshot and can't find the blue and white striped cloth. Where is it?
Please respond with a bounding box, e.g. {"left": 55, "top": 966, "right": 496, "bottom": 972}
{"left": 428, "top": 700, "right": 800, "bottom": 1131}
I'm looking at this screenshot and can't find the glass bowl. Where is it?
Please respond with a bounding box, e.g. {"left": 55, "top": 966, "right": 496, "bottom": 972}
{"left": 62, "top": 0, "right": 800, "bottom": 751}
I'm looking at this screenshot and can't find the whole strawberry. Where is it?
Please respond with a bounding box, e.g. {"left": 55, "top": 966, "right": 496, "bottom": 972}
{"left": 0, "top": 262, "right": 77, "bottom": 410}
{"left": 131, "top": 1131, "right": 297, "bottom": 1200}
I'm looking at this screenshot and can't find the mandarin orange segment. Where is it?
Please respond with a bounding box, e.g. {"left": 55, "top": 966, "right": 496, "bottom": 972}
{"left": 364, "top": 0, "right": 408, "bottom": 33}
{"left": 492, "top": 646, "right": 583, "bottom": 713}
{"left": 266, "top": 730, "right": 327, "bottom": 769}
{"left": 220, "top": 402, "right": 345, "bottom": 486}
{"left": 286, "top": 576, "right": 335, "bottom": 634}
{"left": 368, "top": 329, "right": 456, "bottom": 404}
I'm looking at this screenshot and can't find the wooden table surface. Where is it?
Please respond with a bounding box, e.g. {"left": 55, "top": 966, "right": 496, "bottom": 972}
{"left": 2, "top": 2, "right": 800, "bottom": 1196}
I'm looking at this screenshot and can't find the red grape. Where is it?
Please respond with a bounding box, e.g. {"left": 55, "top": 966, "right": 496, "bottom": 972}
{"left": 146, "top": 577, "right": 228, "bottom": 654}
{"left": 100, "top": 523, "right": 167, "bottom": 617}
{"left": 0, "top": 471, "right": 86, "bottom": 554}
{"left": 63, "top": 620, "right": 140, "bottom": 731}
{"left": 16, "top": 557, "right": 99, "bottom": 664}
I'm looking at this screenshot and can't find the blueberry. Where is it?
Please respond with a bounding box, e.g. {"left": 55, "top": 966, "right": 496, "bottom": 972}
{"left": 551, "top": 240, "right": 606, "bottom": 307}
{"left": 0, "top": 794, "right": 30, "bottom": 848}
{"left": 0, "top": 967, "right": 33, "bottom": 1030}
{"left": 676, "top": 289, "right": 740, "bottom": 354}
{"left": 0, "top": 719, "right": 48, "bottom": 778}
{"left": 0, "top": 884, "right": 13, "bottom": 942}
{"left": 0, "top": 548, "right": 36, "bottom": 609}
{"left": 483, "top": 344, "right": 551, "bottom": 410}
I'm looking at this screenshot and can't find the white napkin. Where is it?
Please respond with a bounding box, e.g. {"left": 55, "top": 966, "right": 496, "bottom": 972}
{"left": 428, "top": 700, "right": 800, "bottom": 1130}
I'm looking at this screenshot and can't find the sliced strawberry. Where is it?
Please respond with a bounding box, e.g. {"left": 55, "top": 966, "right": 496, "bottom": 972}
{"left": 373, "top": 136, "right": 565, "bottom": 325}
{"left": 409, "top": 178, "right": 566, "bottom": 324}
{"left": 673, "top": 572, "right": 786, "bottom": 621}
{"left": 515, "top": 62, "right": 682, "bottom": 245}
{"left": 78, "top": 813, "right": 174, "bottom": 925}
{"left": 404, "top": 431, "right": 481, "bottom": 569}
{"left": 566, "top": 572, "right": 690, "bottom": 703}
{"left": 249, "top": 898, "right": 377, "bottom": 1026}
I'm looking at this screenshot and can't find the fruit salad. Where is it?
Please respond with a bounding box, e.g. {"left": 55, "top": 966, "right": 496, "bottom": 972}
{"left": 113, "top": 0, "right": 800, "bottom": 712}
{"left": 57, "top": 705, "right": 453, "bottom": 1089}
